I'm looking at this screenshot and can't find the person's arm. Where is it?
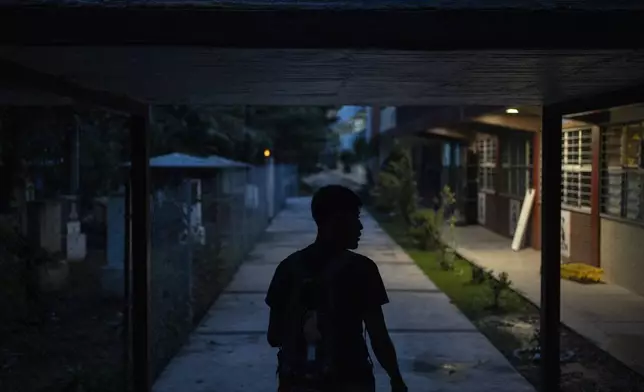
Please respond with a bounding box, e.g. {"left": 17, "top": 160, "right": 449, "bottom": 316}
{"left": 267, "top": 307, "right": 283, "bottom": 347}
{"left": 364, "top": 307, "right": 405, "bottom": 388}
{"left": 361, "top": 258, "right": 407, "bottom": 391}
{"left": 265, "top": 259, "right": 289, "bottom": 348}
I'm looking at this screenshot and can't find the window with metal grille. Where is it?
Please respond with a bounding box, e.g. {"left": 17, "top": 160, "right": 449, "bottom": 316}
{"left": 601, "top": 122, "right": 644, "bottom": 223}
{"left": 561, "top": 128, "right": 593, "bottom": 211}
{"left": 478, "top": 136, "right": 497, "bottom": 192}
{"left": 501, "top": 138, "right": 533, "bottom": 198}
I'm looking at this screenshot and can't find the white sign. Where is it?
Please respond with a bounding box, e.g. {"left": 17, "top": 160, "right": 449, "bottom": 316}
{"left": 477, "top": 192, "right": 486, "bottom": 225}
{"left": 509, "top": 199, "right": 521, "bottom": 236}
{"left": 511, "top": 188, "right": 536, "bottom": 252}
{"left": 561, "top": 209, "right": 571, "bottom": 259}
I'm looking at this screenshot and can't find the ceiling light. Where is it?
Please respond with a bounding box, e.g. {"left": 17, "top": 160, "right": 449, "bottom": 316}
{"left": 506, "top": 108, "right": 519, "bottom": 114}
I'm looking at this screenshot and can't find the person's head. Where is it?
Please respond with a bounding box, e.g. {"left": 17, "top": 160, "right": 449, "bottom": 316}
{"left": 311, "top": 185, "right": 363, "bottom": 250}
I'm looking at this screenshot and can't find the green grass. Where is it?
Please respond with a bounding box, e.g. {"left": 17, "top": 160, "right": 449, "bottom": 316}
{"left": 374, "top": 212, "right": 535, "bottom": 321}
{"left": 371, "top": 209, "right": 539, "bottom": 369}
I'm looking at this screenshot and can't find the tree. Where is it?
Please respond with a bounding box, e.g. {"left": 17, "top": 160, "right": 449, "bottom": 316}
{"left": 0, "top": 104, "right": 338, "bottom": 212}
{"left": 371, "top": 142, "right": 419, "bottom": 224}
{"left": 245, "top": 106, "right": 339, "bottom": 173}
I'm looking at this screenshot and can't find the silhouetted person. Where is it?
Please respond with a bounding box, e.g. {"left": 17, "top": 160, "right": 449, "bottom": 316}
{"left": 265, "top": 185, "right": 408, "bottom": 392}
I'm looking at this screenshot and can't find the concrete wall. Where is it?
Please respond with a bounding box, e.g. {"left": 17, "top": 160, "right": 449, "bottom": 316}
{"left": 601, "top": 218, "right": 644, "bottom": 297}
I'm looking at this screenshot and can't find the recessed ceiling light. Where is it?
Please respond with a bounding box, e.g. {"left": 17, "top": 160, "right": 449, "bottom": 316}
{"left": 506, "top": 108, "right": 519, "bottom": 114}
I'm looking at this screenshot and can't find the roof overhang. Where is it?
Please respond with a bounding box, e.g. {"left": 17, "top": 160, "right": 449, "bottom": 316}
{"left": 2, "top": 7, "right": 644, "bottom": 111}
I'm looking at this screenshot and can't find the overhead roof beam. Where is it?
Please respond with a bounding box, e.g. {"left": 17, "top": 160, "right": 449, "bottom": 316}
{"left": 2, "top": 8, "right": 644, "bottom": 49}
{"left": 551, "top": 81, "right": 644, "bottom": 116}
{"left": 471, "top": 114, "right": 541, "bottom": 132}
{"left": 0, "top": 56, "right": 147, "bottom": 115}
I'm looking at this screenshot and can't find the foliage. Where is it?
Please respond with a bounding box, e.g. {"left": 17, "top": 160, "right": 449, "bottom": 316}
{"left": 245, "top": 106, "right": 339, "bottom": 174}
{"left": 352, "top": 133, "right": 378, "bottom": 162}
{"left": 340, "top": 150, "right": 357, "bottom": 173}
{"left": 408, "top": 209, "right": 442, "bottom": 250}
{"left": 487, "top": 271, "right": 513, "bottom": 309}
{"left": 439, "top": 186, "right": 458, "bottom": 271}
{"left": 371, "top": 142, "right": 418, "bottom": 223}
{"left": 471, "top": 265, "right": 489, "bottom": 285}
{"left": 371, "top": 210, "right": 535, "bottom": 319}
{"left": 0, "top": 105, "right": 337, "bottom": 213}
{"left": 407, "top": 186, "right": 457, "bottom": 270}
{"left": 0, "top": 222, "right": 61, "bottom": 323}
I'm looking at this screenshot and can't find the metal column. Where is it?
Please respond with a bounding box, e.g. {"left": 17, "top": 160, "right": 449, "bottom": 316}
{"left": 130, "top": 108, "right": 151, "bottom": 392}
{"left": 540, "top": 105, "right": 562, "bottom": 392}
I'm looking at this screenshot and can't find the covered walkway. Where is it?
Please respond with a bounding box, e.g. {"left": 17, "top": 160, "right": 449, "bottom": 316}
{"left": 153, "top": 197, "right": 534, "bottom": 392}
{"left": 451, "top": 225, "right": 644, "bottom": 376}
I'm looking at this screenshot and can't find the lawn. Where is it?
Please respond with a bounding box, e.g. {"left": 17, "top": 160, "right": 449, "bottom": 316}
{"left": 374, "top": 211, "right": 536, "bottom": 320}
{"left": 371, "top": 209, "right": 644, "bottom": 392}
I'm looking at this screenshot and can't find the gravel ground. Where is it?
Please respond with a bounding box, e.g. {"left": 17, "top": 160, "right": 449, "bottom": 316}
{"left": 480, "top": 314, "right": 644, "bottom": 392}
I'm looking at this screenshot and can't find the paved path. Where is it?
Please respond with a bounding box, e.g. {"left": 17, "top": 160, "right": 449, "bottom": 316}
{"left": 153, "top": 198, "right": 534, "bottom": 392}
{"left": 451, "top": 225, "right": 644, "bottom": 377}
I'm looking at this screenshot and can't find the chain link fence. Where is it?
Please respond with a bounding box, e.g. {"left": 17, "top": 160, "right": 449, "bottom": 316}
{"left": 149, "top": 163, "right": 298, "bottom": 378}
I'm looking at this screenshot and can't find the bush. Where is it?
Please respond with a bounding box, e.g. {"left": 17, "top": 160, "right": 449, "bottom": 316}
{"left": 470, "top": 266, "right": 489, "bottom": 284}
{"left": 340, "top": 150, "right": 356, "bottom": 173}
{"left": 370, "top": 143, "right": 418, "bottom": 223}
{"left": 408, "top": 209, "right": 442, "bottom": 250}
{"left": 371, "top": 170, "right": 400, "bottom": 214}
{"left": 0, "top": 223, "right": 60, "bottom": 323}
{"left": 488, "top": 271, "right": 513, "bottom": 309}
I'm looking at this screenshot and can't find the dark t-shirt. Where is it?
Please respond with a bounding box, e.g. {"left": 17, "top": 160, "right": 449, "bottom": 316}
{"left": 265, "top": 243, "right": 389, "bottom": 380}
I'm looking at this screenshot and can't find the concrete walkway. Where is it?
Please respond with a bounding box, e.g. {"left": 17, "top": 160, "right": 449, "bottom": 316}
{"left": 153, "top": 198, "right": 534, "bottom": 392}
{"left": 451, "top": 225, "right": 644, "bottom": 377}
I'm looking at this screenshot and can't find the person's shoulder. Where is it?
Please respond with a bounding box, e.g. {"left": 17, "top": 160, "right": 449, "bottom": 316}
{"left": 345, "top": 250, "right": 377, "bottom": 269}
{"left": 277, "top": 249, "right": 305, "bottom": 268}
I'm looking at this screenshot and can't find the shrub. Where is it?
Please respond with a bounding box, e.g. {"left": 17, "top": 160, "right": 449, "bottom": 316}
{"left": 340, "top": 150, "right": 356, "bottom": 173}
{"left": 408, "top": 209, "right": 442, "bottom": 250}
{"left": 439, "top": 248, "right": 457, "bottom": 271}
{"left": 371, "top": 171, "right": 400, "bottom": 213}
{"left": 437, "top": 186, "right": 458, "bottom": 270}
{"left": 371, "top": 143, "right": 418, "bottom": 223}
{"left": 471, "top": 266, "right": 488, "bottom": 284}
{"left": 488, "top": 271, "right": 513, "bottom": 309}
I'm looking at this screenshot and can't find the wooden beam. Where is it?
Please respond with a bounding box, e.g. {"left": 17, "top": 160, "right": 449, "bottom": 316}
{"left": 130, "top": 109, "right": 152, "bottom": 392}
{"left": 0, "top": 56, "right": 147, "bottom": 115}
{"left": 540, "top": 106, "right": 562, "bottom": 392}
{"left": 531, "top": 132, "right": 541, "bottom": 250}
{"left": 2, "top": 8, "right": 644, "bottom": 50}
{"left": 590, "top": 126, "right": 601, "bottom": 267}
{"left": 551, "top": 82, "right": 644, "bottom": 115}
{"left": 425, "top": 127, "right": 471, "bottom": 141}
{"left": 471, "top": 114, "right": 541, "bottom": 132}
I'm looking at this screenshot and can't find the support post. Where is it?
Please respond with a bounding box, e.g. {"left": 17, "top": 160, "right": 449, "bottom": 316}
{"left": 130, "top": 108, "right": 151, "bottom": 392}
{"left": 590, "top": 126, "right": 601, "bottom": 267}
{"left": 531, "top": 132, "right": 541, "bottom": 250}
{"left": 540, "top": 105, "right": 562, "bottom": 392}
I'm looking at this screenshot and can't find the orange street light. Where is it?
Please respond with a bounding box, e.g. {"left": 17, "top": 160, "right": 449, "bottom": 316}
{"left": 264, "top": 149, "right": 271, "bottom": 158}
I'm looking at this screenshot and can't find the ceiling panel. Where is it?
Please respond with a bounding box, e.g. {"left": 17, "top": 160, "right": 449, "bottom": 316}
{"left": 2, "top": 47, "right": 644, "bottom": 106}
{"left": 5, "top": 0, "right": 644, "bottom": 10}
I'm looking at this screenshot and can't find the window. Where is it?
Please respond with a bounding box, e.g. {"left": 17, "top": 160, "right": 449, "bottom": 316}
{"left": 478, "top": 136, "right": 497, "bottom": 192}
{"left": 601, "top": 122, "right": 644, "bottom": 223}
{"left": 561, "top": 128, "right": 593, "bottom": 211}
{"left": 501, "top": 138, "right": 533, "bottom": 198}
